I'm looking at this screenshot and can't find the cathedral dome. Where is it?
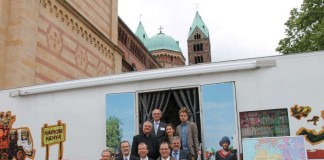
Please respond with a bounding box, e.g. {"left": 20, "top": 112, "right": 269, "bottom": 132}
{"left": 146, "top": 32, "right": 182, "bottom": 52}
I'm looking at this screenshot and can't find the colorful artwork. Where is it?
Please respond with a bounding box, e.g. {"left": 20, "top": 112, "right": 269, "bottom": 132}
{"left": 201, "top": 82, "right": 238, "bottom": 160}
{"left": 0, "top": 111, "right": 35, "bottom": 160}
{"left": 291, "top": 104, "right": 324, "bottom": 159}
{"left": 242, "top": 136, "right": 307, "bottom": 160}
{"left": 41, "top": 120, "right": 66, "bottom": 160}
{"left": 290, "top": 104, "right": 312, "bottom": 120}
{"left": 106, "top": 93, "right": 135, "bottom": 152}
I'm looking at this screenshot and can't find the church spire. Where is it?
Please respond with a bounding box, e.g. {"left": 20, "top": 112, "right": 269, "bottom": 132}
{"left": 135, "top": 21, "right": 150, "bottom": 45}
{"left": 188, "top": 11, "right": 209, "bottom": 39}
{"left": 187, "top": 11, "right": 211, "bottom": 65}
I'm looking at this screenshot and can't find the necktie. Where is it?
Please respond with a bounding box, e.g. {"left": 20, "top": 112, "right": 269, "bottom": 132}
{"left": 155, "top": 122, "right": 159, "bottom": 135}
{"left": 124, "top": 158, "right": 128, "bottom": 160}
{"left": 173, "top": 152, "right": 178, "bottom": 160}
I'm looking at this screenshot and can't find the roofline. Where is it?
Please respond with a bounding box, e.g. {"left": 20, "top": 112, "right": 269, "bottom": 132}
{"left": 118, "top": 17, "right": 162, "bottom": 68}
{"left": 150, "top": 49, "right": 186, "bottom": 61}
{"left": 11, "top": 50, "right": 324, "bottom": 96}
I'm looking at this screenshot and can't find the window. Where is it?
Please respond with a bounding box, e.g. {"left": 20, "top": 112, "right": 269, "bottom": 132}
{"left": 193, "top": 44, "right": 204, "bottom": 52}
{"left": 194, "top": 33, "right": 201, "bottom": 39}
{"left": 240, "top": 109, "right": 290, "bottom": 138}
{"left": 194, "top": 55, "right": 204, "bottom": 64}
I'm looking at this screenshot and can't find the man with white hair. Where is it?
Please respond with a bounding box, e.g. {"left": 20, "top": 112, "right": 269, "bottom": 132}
{"left": 131, "top": 121, "right": 159, "bottom": 160}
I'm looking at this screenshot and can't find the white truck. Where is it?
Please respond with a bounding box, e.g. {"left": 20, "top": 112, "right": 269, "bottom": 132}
{"left": 0, "top": 51, "right": 323, "bottom": 159}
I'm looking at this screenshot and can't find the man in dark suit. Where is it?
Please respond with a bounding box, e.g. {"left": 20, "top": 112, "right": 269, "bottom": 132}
{"left": 116, "top": 141, "right": 138, "bottom": 160}
{"left": 156, "top": 141, "right": 175, "bottom": 160}
{"left": 138, "top": 142, "right": 154, "bottom": 160}
{"left": 175, "top": 107, "right": 201, "bottom": 159}
{"left": 170, "top": 136, "right": 190, "bottom": 160}
{"left": 151, "top": 109, "right": 167, "bottom": 143}
{"left": 131, "top": 121, "right": 159, "bottom": 160}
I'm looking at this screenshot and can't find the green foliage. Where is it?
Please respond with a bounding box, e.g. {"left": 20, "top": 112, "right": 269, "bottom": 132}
{"left": 276, "top": 0, "right": 324, "bottom": 54}
{"left": 106, "top": 116, "right": 123, "bottom": 149}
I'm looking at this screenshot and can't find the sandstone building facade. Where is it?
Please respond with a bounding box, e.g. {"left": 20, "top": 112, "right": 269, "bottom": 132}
{"left": 0, "top": 1, "right": 211, "bottom": 90}
{"left": 0, "top": 0, "right": 121, "bottom": 89}
{"left": 118, "top": 18, "right": 161, "bottom": 72}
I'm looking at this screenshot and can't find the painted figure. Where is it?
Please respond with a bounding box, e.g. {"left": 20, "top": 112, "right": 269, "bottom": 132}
{"left": 215, "top": 136, "right": 236, "bottom": 160}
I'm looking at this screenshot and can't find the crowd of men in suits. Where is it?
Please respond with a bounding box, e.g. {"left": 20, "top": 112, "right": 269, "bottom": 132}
{"left": 101, "top": 107, "right": 201, "bottom": 160}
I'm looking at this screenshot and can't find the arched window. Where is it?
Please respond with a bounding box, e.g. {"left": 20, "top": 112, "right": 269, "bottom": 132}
{"left": 194, "top": 33, "right": 201, "bottom": 39}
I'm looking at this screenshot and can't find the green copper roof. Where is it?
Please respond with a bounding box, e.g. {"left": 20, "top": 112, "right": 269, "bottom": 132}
{"left": 146, "top": 32, "right": 182, "bottom": 52}
{"left": 188, "top": 11, "right": 209, "bottom": 38}
{"left": 135, "top": 21, "right": 150, "bottom": 44}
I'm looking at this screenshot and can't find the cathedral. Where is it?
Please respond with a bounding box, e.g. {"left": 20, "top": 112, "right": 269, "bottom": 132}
{"left": 0, "top": 0, "right": 211, "bottom": 90}
{"left": 130, "top": 11, "right": 211, "bottom": 68}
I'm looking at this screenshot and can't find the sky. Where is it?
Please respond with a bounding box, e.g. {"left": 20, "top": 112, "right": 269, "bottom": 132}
{"left": 106, "top": 93, "right": 135, "bottom": 146}
{"left": 118, "top": 0, "right": 303, "bottom": 63}
{"left": 202, "top": 82, "right": 236, "bottom": 151}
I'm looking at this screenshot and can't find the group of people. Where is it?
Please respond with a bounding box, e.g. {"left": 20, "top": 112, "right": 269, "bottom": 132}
{"left": 101, "top": 107, "right": 236, "bottom": 160}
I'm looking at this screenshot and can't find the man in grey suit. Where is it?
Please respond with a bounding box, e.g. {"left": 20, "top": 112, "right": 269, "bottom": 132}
{"left": 175, "top": 107, "right": 201, "bottom": 159}
{"left": 151, "top": 109, "right": 167, "bottom": 143}
{"left": 170, "top": 136, "right": 190, "bottom": 160}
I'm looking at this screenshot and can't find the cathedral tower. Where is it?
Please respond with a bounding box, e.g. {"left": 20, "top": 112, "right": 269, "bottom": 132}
{"left": 187, "top": 11, "right": 211, "bottom": 65}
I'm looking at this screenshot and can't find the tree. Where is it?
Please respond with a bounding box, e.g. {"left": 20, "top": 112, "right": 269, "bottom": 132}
{"left": 106, "top": 116, "right": 123, "bottom": 149}
{"left": 276, "top": 0, "right": 324, "bottom": 54}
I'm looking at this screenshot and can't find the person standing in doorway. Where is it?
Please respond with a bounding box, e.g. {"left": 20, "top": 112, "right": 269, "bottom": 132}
{"left": 131, "top": 121, "right": 159, "bottom": 159}
{"left": 165, "top": 123, "right": 176, "bottom": 144}
{"left": 176, "top": 107, "right": 201, "bottom": 159}
{"left": 151, "top": 109, "right": 167, "bottom": 144}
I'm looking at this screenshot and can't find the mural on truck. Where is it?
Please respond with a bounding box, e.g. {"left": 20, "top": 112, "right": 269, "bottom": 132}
{"left": 290, "top": 105, "right": 324, "bottom": 159}
{"left": 0, "top": 111, "right": 35, "bottom": 160}
{"left": 202, "top": 82, "right": 238, "bottom": 160}
{"left": 106, "top": 93, "right": 135, "bottom": 154}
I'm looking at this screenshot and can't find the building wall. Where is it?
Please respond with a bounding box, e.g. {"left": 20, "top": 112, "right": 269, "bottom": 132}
{"left": 0, "top": 0, "right": 9, "bottom": 87}
{"left": 118, "top": 18, "right": 160, "bottom": 72}
{"left": 151, "top": 49, "right": 185, "bottom": 68}
{"left": 2, "top": 0, "right": 39, "bottom": 89}
{"left": 66, "top": 0, "right": 118, "bottom": 45}
{"left": 0, "top": 0, "right": 122, "bottom": 90}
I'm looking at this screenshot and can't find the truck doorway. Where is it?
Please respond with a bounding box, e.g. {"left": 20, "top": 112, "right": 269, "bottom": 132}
{"left": 137, "top": 87, "right": 201, "bottom": 141}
